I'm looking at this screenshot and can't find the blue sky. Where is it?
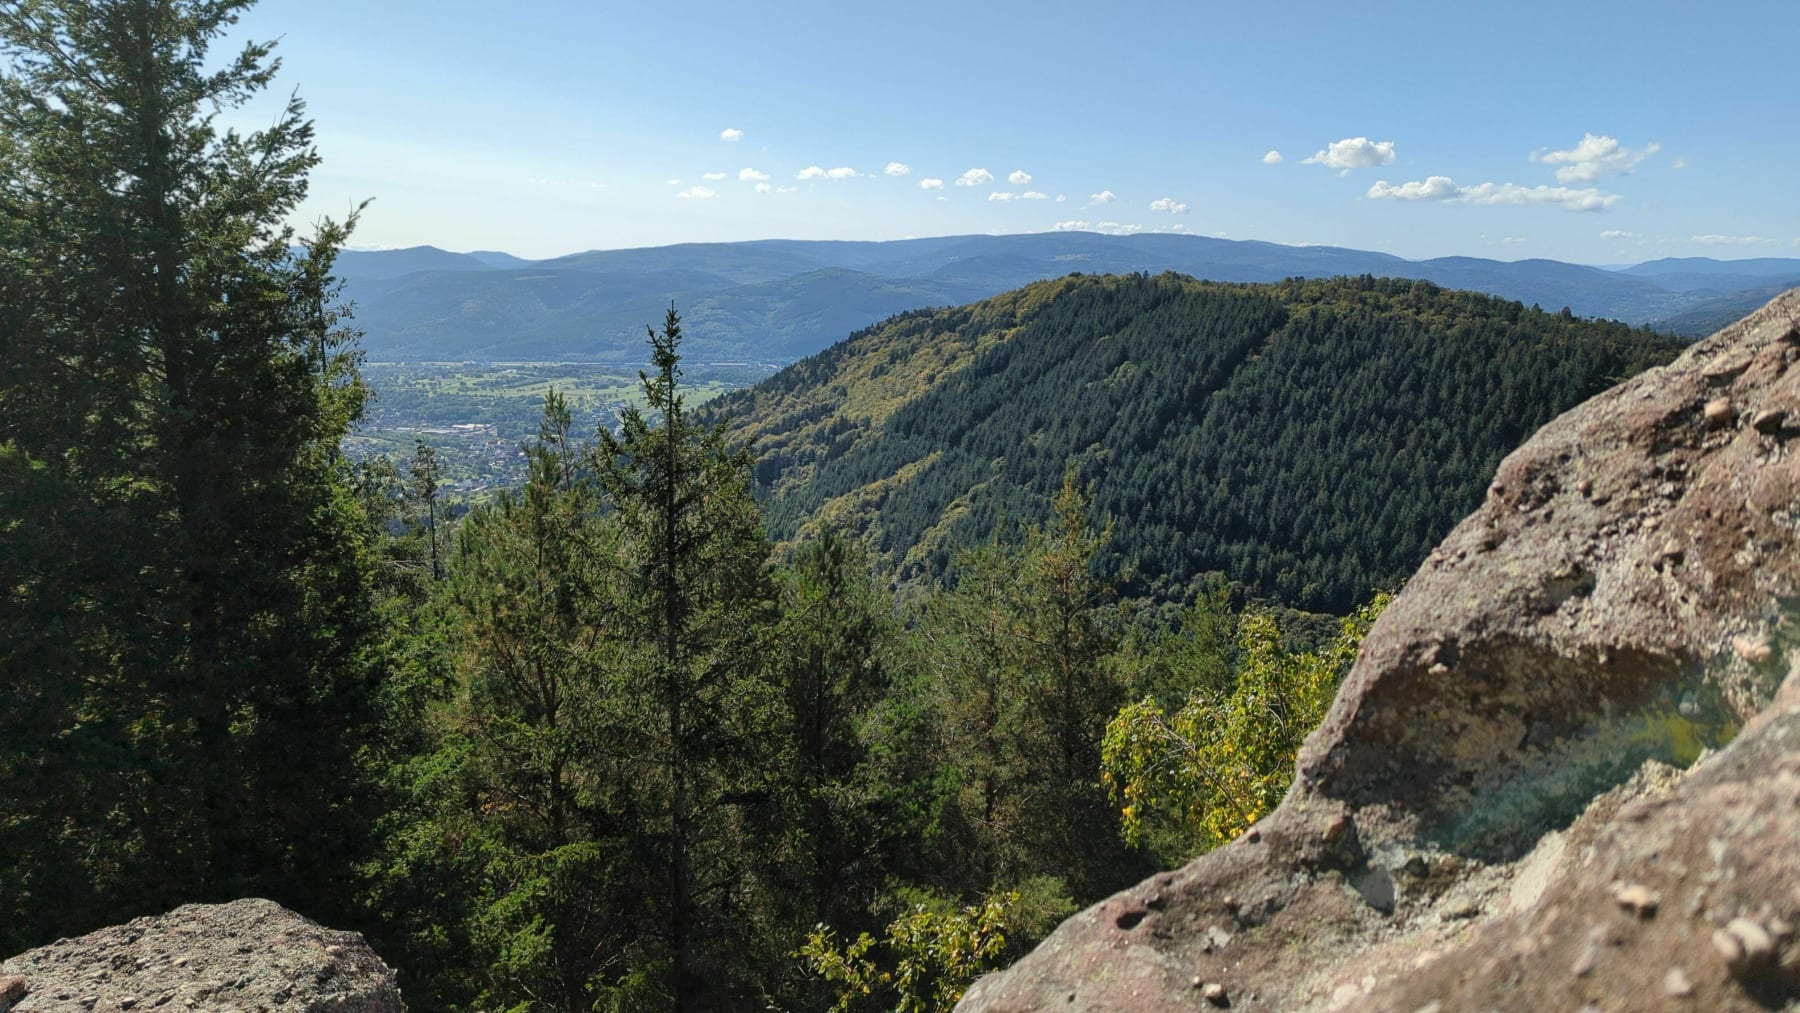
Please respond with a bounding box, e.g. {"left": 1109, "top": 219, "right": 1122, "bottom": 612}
{"left": 231, "top": 0, "right": 1800, "bottom": 263}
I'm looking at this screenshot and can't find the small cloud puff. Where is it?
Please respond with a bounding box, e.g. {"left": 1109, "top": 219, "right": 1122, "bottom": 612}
{"left": 1600, "top": 229, "right": 1637, "bottom": 240}
{"left": 988, "top": 192, "right": 1015, "bottom": 202}
{"left": 885, "top": 161, "right": 912, "bottom": 176}
{"left": 720, "top": 128, "right": 744, "bottom": 142}
{"left": 676, "top": 186, "right": 717, "bottom": 200}
{"left": 1690, "top": 234, "right": 1779, "bottom": 246}
{"left": 797, "top": 166, "right": 861, "bottom": 180}
{"left": 1262, "top": 150, "right": 1284, "bottom": 165}
{"left": 1531, "top": 134, "right": 1658, "bottom": 183}
{"left": 1020, "top": 191, "right": 1048, "bottom": 200}
{"left": 1302, "top": 137, "right": 1397, "bottom": 170}
{"left": 956, "top": 168, "right": 994, "bottom": 187}
{"left": 1008, "top": 169, "right": 1032, "bottom": 184}
{"left": 739, "top": 168, "right": 770, "bottom": 181}
{"left": 1089, "top": 189, "right": 1117, "bottom": 205}
{"left": 701, "top": 172, "right": 727, "bottom": 181}
{"left": 1671, "top": 156, "right": 1690, "bottom": 170}
{"left": 754, "top": 182, "right": 771, "bottom": 193}
{"left": 666, "top": 179, "right": 682, "bottom": 185}
{"left": 919, "top": 178, "right": 945, "bottom": 190}
{"left": 1150, "top": 197, "right": 1188, "bottom": 215}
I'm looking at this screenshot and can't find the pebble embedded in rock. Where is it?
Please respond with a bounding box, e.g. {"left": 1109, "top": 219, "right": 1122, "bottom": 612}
{"left": 1713, "top": 927, "right": 1745, "bottom": 967}
{"left": 1731, "top": 634, "right": 1773, "bottom": 663}
{"left": 1663, "top": 967, "right": 1691, "bottom": 997}
{"left": 1726, "top": 917, "right": 1775, "bottom": 963}
{"left": 1752, "top": 408, "right": 1786, "bottom": 434}
{"left": 1704, "top": 398, "right": 1734, "bottom": 428}
{"left": 1613, "top": 883, "right": 1659, "bottom": 918}
{"left": 1200, "top": 981, "right": 1227, "bottom": 1005}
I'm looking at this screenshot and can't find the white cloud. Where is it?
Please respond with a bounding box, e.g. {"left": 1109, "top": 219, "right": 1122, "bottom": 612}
{"left": 988, "top": 192, "right": 1016, "bottom": 202}
{"left": 1600, "top": 229, "right": 1637, "bottom": 240}
{"left": 935, "top": 196, "right": 948, "bottom": 202}
{"left": 1089, "top": 189, "right": 1117, "bottom": 205}
{"left": 797, "top": 166, "right": 827, "bottom": 180}
{"left": 1056, "top": 194, "right": 1067, "bottom": 202}
{"left": 1008, "top": 169, "right": 1032, "bottom": 185}
{"left": 1149, "top": 197, "right": 1189, "bottom": 215}
{"left": 827, "top": 166, "right": 860, "bottom": 179}
{"left": 1095, "top": 221, "right": 1143, "bottom": 235}
{"left": 666, "top": 178, "right": 682, "bottom": 185}
{"left": 1671, "top": 156, "right": 1689, "bottom": 170}
{"left": 1365, "top": 175, "right": 1459, "bottom": 201}
{"left": 1054, "top": 220, "right": 1091, "bottom": 231}
{"left": 919, "top": 178, "right": 945, "bottom": 190}
{"left": 1020, "top": 191, "right": 1049, "bottom": 200}
{"left": 1531, "top": 133, "right": 1659, "bottom": 183}
{"left": 956, "top": 168, "right": 994, "bottom": 187}
{"left": 754, "top": 182, "right": 771, "bottom": 193}
{"left": 1302, "top": 136, "right": 1397, "bottom": 170}
{"left": 885, "top": 161, "right": 912, "bottom": 176}
{"left": 701, "top": 171, "right": 727, "bottom": 181}
{"left": 1262, "top": 149, "right": 1284, "bottom": 165}
{"left": 797, "top": 165, "right": 860, "bottom": 180}
{"left": 1691, "top": 234, "right": 1779, "bottom": 246}
{"left": 676, "top": 186, "right": 717, "bottom": 200}
{"left": 1502, "top": 236, "right": 1527, "bottom": 245}
{"left": 776, "top": 185, "right": 797, "bottom": 193}
{"left": 738, "top": 167, "right": 770, "bottom": 181}
{"left": 1367, "top": 176, "right": 1620, "bottom": 212}
{"left": 720, "top": 127, "right": 744, "bottom": 142}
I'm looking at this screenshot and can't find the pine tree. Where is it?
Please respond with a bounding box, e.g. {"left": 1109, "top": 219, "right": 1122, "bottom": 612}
{"left": 0, "top": 0, "right": 379, "bottom": 948}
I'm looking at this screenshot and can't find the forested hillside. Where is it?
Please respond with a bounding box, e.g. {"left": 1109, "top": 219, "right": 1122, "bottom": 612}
{"left": 714, "top": 273, "right": 1682, "bottom": 610}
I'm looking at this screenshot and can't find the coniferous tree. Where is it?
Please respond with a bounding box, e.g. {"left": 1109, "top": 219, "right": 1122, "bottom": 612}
{"left": 0, "top": 0, "right": 378, "bottom": 949}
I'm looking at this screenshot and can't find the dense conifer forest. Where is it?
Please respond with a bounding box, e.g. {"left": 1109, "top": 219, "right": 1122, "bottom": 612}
{"left": 0, "top": 3, "right": 1692, "bottom": 1010}
{"left": 713, "top": 273, "right": 1682, "bottom": 610}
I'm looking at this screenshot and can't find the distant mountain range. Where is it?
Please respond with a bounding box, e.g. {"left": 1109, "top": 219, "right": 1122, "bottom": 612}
{"left": 330, "top": 234, "right": 1800, "bottom": 363}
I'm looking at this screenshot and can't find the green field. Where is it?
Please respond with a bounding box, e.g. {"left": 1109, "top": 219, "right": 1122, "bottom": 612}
{"left": 350, "top": 361, "right": 773, "bottom": 492}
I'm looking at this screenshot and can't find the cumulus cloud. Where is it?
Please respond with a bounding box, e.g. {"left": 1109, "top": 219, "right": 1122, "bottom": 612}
{"left": 797, "top": 165, "right": 861, "bottom": 180}
{"left": 1089, "top": 189, "right": 1117, "bottom": 205}
{"left": 1531, "top": 133, "right": 1659, "bottom": 183}
{"left": 676, "top": 186, "right": 717, "bottom": 199}
{"left": 1096, "top": 221, "right": 1143, "bottom": 235}
{"left": 1149, "top": 197, "right": 1189, "bottom": 215}
{"left": 885, "top": 161, "right": 912, "bottom": 176}
{"left": 754, "top": 182, "right": 771, "bottom": 193}
{"left": 1020, "top": 191, "right": 1049, "bottom": 200}
{"left": 666, "top": 178, "right": 682, "bottom": 185}
{"left": 1600, "top": 229, "right": 1638, "bottom": 240}
{"left": 701, "top": 171, "right": 727, "bottom": 181}
{"left": 1302, "top": 137, "right": 1396, "bottom": 170}
{"left": 1008, "top": 169, "right": 1032, "bottom": 184}
{"left": 1262, "top": 149, "right": 1284, "bottom": 165}
{"left": 1056, "top": 194, "right": 1067, "bottom": 202}
{"left": 720, "top": 127, "right": 744, "bottom": 142}
{"left": 1690, "top": 234, "right": 1779, "bottom": 246}
{"left": 739, "top": 167, "right": 770, "bottom": 181}
{"left": 776, "top": 185, "right": 797, "bottom": 193}
{"left": 956, "top": 168, "right": 994, "bottom": 187}
{"left": 1502, "top": 236, "right": 1527, "bottom": 245}
{"left": 1054, "top": 220, "right": 1091, "bottom": 231}
{"left": 988, "top": 192, "right": 1016, "bottom": 202}
{"left": 1366, "top": 176, "right": 1620, "bottom": 212}
{"left": 919, "top": 178, "right": 945, "bottom": 190}
{"left": 1671, "top": 156, "right": 1689, "bottom": 170}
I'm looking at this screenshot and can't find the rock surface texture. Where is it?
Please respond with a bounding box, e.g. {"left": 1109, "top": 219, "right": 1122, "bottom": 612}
{"left": 0, "top": 899, "right": 404, "bottom": 1013}
{"left": 959, "top": 288, "right": 1800, "bottom": 1011}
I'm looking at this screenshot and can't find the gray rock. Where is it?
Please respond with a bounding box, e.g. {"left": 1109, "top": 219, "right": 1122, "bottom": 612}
{"left": 958, "top": 288, "right": 1800, "bottom": 1011}
{"left": 0, "top": 899, "right": 403, "bottom": 1012}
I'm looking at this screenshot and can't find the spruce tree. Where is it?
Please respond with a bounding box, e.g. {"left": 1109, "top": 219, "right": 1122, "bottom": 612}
{"left": 0, "top": 0, "right": 378, "bottom": 948}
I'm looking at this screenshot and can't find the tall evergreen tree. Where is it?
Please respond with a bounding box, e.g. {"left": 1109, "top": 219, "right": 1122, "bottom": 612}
{"left": 0, "top": 0, "right": 378, "bottom": 949}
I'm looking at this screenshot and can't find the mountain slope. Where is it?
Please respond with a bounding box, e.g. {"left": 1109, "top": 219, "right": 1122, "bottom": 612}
{"left": 712, "top": 273, "right": 1682, "bottom": 610}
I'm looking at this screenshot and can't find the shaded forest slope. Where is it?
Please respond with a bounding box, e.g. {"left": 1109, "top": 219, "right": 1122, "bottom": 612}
{"left": 711, "top": 273, "right": 1682, "bottom": 610}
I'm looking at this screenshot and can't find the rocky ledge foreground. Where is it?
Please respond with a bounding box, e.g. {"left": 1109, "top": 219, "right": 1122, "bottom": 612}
{"left": 0, "top": 899, "right": 403, "bottom": 1013}
{"left": 961, "top": 289, "right": 1800, "bottom": 1011}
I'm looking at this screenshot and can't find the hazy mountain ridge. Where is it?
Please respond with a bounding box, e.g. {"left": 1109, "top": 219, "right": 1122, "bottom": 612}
{"left": 334, "top": 234, "right": 1799, "bottom": 362}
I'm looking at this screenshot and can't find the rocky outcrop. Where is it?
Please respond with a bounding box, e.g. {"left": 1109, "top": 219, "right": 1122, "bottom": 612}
{"left": 0, "top": 899, "right": 404, "bottom": 1012}
{"left": 960, "top": 288, "right": 1800, "bottom": 1011}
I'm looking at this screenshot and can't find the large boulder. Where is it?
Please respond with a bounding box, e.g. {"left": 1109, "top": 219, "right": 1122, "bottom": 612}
{"left": 0, "top": 899, "right": 404, "bottom": 1012}
{"left": 960, "top": 288, "right": 1800, "bottom": 1011}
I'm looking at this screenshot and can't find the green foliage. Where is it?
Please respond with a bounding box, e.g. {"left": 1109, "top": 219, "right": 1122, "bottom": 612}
{"left": 0, "top": 0, "right": 381, "bottom": 950}
{"left": 1103, "top": 594, "right": 1389, "bottom": 858}
{"left": 798, "top": 885, "right": 1061, "bottom": 1013}
{"left": 715, "top": 273, "right": 1682, "bottom": 610}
